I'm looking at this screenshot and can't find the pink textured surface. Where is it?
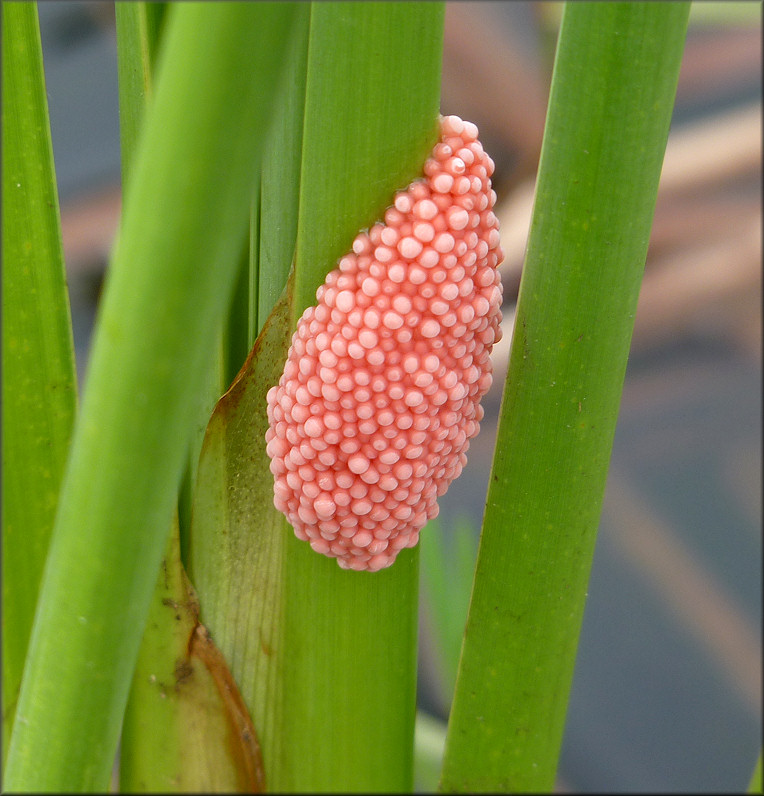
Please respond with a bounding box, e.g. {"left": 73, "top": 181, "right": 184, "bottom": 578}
{"left": 265, "top": 115, "right": 503, "bottom": 571}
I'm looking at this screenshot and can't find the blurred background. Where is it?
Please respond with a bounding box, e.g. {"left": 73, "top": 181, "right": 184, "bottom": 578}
{"left": 38, "top": 2, "right": 761, "bottom": 792}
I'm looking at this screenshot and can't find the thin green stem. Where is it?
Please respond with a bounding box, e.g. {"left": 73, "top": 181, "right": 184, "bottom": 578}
{"left": 1, "top": 1, "right": 77, "bottom": 766}
{"left": 114, "top": 2, "right": 167, "bottom": 188}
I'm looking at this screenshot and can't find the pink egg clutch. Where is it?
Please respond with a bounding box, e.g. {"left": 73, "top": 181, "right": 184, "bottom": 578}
{"left": 265, "top": 114, "right": 503, "bottom": 571}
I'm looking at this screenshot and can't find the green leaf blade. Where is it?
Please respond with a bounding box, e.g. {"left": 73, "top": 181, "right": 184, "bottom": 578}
{"left": 440, "top": 3, "right": 691, "bottom": 792}
{"left": 1, "top": 1, "right": 77, "bottom": 765}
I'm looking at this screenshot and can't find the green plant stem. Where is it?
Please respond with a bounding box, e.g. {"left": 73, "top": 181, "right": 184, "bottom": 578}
{"left": 114, "top": 2, "right": 166, "bottom": 188}
{"left": 277, "top": 4, "right": 444, "bottom": 791}
{"left": 1, "top": 1, "right": 77, "bottom": 766}
{"left": 255, "top": 3, "right": 310, "bottom": 335}
{"left": 439, "top": 3, "right": 690, "bottom": 792}
{"left": 3, "top": 4, "right": 296, "bottom": 790}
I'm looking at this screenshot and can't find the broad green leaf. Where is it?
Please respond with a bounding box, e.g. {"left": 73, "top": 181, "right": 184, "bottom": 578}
{"left": 120, "top": 517, "right": 265, "bottom": 792}
{"left": 3, "top": 4, "right": 297, "bottom": 790}
{"left": 440, "top": 3, "right": 691, "bottom": 792}
{"left": 1, "top": 1, "right": 77, "bottom": 766}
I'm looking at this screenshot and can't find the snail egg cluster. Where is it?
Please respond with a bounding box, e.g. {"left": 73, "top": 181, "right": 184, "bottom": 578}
{"left": 265, "top": 114, "right": 503, "bottom": 571}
